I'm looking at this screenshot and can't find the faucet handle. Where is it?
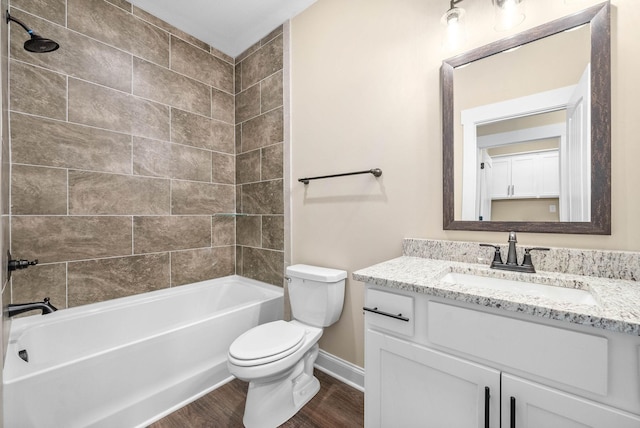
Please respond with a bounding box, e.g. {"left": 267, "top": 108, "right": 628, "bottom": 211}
{"left": 522, "top": 247, "right": 550, "bottom": 271}
{"left": 479, "top": 243, "right": 503, "bottom": 267}
{"left": 524, "top": 247, "right": 550, "bottom": 254}
{"left": 8, "top": 258, "right": 38, "bottom": 271}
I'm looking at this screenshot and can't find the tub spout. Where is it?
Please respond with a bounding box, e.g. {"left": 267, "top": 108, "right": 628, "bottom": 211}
{"left": 7, "top": 297, "right": 57, "bottom": 317}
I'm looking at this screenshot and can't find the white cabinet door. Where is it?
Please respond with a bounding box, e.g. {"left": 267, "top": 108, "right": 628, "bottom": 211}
{"left": 365, "top": 329, "right": 500, "bottom": 428}
{"left": 490, "top": 158, "right": 511, "bottom": 199}
{"left": 510, "top": 155, "right": 537, "bottom": 198}
{"left": 501, "top": 374, "right": 640, "bottom": 428}
{"left": 537, "top": 151, "right": 560, "bottom": 197}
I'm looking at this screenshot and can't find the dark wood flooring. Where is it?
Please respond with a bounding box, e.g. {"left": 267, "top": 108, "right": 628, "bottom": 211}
{"left": 148, "top": 369, "right": 364, "bottom": 428}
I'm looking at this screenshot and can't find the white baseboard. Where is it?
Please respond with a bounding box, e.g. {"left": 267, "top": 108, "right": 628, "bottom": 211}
{"left": 314, "top": 349, "right": 364, "bottom": 392}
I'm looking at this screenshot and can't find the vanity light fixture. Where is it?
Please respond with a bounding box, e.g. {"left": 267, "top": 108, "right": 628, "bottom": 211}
{"left": 492, "top": 0, "right": 526, "bottom": 31}
{"left": 441, "top": 0, "right": 465, "bottom": 27}
{"left": 441, "top": 0, "right": 467, "bottom": 51}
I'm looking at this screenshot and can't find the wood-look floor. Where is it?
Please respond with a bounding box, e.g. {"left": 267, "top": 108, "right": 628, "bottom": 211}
{"left": 148, "top": 369, "right": 364, "bottom": 428}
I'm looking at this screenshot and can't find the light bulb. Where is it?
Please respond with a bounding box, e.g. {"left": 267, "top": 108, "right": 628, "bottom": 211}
{"left": 493, "top": 0, "right": 525, "bottom": 31}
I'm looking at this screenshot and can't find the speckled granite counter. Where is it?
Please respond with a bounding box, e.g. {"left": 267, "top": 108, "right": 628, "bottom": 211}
{"left": 353, "top": 240, "right": 640, "bottom": 336}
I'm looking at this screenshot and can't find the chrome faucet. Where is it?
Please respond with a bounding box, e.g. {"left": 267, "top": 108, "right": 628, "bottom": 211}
{"left": 7, "top": 297, "right": 57, "bottom": 317}
{"left": 480, "top": 232, "right": 549, "bottom": 273}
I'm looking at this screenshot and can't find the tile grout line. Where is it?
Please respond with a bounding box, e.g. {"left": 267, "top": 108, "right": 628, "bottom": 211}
{"left": 11, "top": 109, "right": 235, "bottom": 157}
{"left": 65, "top": 262, "right": 69, "bottom": 308}
{"left": 8, "top": 1, "right": 285, "bottom": 301}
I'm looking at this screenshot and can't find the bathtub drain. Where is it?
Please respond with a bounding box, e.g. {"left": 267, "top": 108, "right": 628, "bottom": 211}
{"left": 18, "top": 349, "right": 28, "bottom": 362}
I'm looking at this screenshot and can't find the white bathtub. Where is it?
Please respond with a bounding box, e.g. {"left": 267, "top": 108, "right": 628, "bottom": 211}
{"left": 3, "top": 275, "right": 283, "bottom": 428}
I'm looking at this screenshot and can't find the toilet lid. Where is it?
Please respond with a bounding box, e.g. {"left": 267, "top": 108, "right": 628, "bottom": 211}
{"left": 229, "top": 320, "right": 305, "bottom": 363}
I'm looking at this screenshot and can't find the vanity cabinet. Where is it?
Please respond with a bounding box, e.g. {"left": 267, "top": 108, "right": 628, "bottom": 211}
{"left": 364, "top": 287, "right": 640, "bottom": 428}
{"left": 490, "top": 151, "right": 559, "bottom": 200}
{"left": 366, "top": 330, "right": 500, "bottom": 428}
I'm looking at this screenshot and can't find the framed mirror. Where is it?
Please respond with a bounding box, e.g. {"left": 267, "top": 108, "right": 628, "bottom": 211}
{"left": 442, "top": 2, "right": 610, "bottom": 234}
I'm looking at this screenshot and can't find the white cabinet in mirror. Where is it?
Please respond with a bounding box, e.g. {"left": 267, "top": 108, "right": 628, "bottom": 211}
{"left": 482, "top": 150, "right": 560, "bottom": 222}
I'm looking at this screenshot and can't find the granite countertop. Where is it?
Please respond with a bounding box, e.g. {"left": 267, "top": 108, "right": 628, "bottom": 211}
{"left": 353, "top": 256, "right": 640, "bottom": 336}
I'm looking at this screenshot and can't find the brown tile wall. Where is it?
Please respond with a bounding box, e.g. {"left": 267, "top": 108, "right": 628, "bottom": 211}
{"left": 235, "top": 27, "right": 285, "bottom": 286}
{"left": 7, "top": 0, "right": 246, "bottom": 308}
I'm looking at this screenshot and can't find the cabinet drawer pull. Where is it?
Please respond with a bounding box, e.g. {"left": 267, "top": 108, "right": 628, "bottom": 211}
{"left": 510, "top": 396, "right": 516, "bottom": 428}
{"left": 362, "top": 306, "right": 410, "bottom": 322}
{"left": 484, "top": 387, "right": 490, "bottom": 428}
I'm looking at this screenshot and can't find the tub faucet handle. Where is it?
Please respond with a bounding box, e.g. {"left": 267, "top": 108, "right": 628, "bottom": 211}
{"left": 6, "top": 251, "right": 38, "bottom": 280}
{"left": 8, "top": 258, "right": 38, "bottom": 271}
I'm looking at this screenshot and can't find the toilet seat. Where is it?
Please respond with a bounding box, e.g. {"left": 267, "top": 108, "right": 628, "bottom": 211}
{"left": 229, "top": 321, "right": 305, "bottom": 367}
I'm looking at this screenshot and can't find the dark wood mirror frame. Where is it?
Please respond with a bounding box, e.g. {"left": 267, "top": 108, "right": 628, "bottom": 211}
{"left": 442, "top": 2, "right": 610, "bottom": 234}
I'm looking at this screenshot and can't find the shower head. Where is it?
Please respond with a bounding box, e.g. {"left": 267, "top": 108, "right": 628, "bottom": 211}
{"left": 6, "top": 11, "right": 59, "bottom": 53}
{"left": 24, "top": 34, "right": 59, "bottom": 53}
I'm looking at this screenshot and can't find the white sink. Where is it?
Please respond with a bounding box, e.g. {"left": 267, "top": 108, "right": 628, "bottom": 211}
{"left": 440, "top": 272, "right": 598, "bottom": 306}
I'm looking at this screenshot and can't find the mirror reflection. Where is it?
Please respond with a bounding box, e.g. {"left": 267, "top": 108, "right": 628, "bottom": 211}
{"left": 478, "top": 112, "right": 563, "bottom": 222}
{"left": 454, "top": 24, "right": 590, "bottom": 222}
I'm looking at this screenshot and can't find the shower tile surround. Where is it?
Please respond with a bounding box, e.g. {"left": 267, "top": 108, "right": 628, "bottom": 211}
{"left": 7, "top": 0, "right": 285, "bottom": 308}
{"left": 235, "top": 27, "right": 285, "bottom": 286}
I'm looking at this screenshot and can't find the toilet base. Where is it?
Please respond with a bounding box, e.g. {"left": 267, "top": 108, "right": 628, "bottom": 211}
{"left": 242, "top": 343, "right": 320, "bottom": 428}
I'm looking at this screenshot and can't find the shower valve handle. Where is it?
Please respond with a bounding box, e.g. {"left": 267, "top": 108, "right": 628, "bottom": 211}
{"left": 8, "top": 258, "right": 38, "bottom": 271}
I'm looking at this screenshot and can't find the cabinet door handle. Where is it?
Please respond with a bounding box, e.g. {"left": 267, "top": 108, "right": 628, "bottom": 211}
{"left": 484, "top": 387, "right": 490, "bottom": 428}
{"left": 510, "top": 396, "right": 516, "bottom": 428}
{"left": 362, "top": 306, "right": 409, "bottom": 322}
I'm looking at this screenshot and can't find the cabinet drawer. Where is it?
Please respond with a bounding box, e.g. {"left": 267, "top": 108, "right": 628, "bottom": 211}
{"left": 365, "top": 289, "right": 414, "bottom": 337}
{"left": 427, "top": 302, "right": 608, "bottom": 395}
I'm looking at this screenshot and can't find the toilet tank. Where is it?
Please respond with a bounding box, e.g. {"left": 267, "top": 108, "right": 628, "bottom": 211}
{"left": 286, "top": 264, "right": 346, "bottom": 328}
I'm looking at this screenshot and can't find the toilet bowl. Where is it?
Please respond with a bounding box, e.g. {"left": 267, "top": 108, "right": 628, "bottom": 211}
{"left": 227, "top": 264, "right": 346, "bottom": 428}
{"left": 228, "top": 320, "right": 323, "bottom": 427}
{"left": 228, "top": 320, "right": 322, "bottom": 380}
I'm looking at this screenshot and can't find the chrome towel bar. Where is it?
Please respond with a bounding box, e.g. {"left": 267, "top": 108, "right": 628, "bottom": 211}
{"left": 298, "top": 168, "right": 382, "bottom": 185}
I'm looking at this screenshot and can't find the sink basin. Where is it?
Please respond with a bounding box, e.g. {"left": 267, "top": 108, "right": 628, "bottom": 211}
{"left": 440, "top": 272, "right": 598, "bottom": 306}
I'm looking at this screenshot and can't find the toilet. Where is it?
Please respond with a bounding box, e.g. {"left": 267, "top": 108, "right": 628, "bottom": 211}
{"left": 227, "top": 264, "right": 346, "bottom": 428}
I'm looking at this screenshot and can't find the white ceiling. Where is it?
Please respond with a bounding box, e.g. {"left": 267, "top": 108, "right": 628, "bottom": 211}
{"left": 128, "top": 0, "right": 317, "bottom": 58}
